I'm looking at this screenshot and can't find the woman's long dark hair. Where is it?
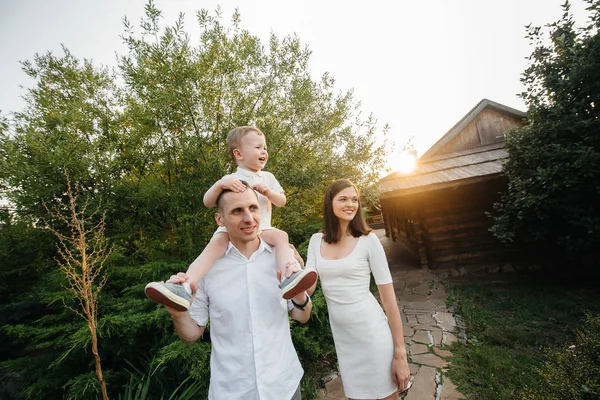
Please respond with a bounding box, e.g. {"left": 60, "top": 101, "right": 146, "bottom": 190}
{"left": 322, "top": 179, "right": 371, "bottom": 244}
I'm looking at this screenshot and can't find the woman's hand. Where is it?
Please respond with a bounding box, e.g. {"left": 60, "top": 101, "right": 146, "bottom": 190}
{"left": 392, "top": 355, "right": 411, "bottom": 393}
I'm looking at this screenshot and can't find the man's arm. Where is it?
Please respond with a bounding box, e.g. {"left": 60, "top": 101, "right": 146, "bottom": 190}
{"left": 167, "top": 308, "right": 206, "bottom": 344}
{"left": 279, "top": 260, "right": 313, "bottom": 324}
{"left": 164, "top": 272, "right": 208, "bottom": 344}
{"left": 289, "top": 291, "right": 312, "bottom": 324}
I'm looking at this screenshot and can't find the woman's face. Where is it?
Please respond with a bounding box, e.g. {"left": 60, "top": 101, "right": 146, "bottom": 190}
{"left": 332, "top": 186, "right": 359, "bottom": 222}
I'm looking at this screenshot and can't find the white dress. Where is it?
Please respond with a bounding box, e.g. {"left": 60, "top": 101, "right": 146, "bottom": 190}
{"left": 307, "top": 232, "right": 397, "bottom": 399}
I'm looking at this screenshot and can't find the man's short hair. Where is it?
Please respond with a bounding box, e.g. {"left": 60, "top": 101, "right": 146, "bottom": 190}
{"left": 226, "top": 126, "right": 265, "bottom": 162}
{"left": 216, "top": 180, "right": 254, "bottom": 212}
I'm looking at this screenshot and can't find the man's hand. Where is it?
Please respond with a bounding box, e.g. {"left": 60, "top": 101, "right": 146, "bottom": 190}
{"left": 162, "top": 272, "right": 197, "bottom": 317}
{"left": 220, "top": 178, "right": 247, "bottom": 192}
{"left": 276, "top": 260, "right": 301, "bottom": 282}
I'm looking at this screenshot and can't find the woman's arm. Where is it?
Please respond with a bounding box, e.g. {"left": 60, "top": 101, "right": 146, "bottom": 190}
{"left": 379, "top": 283, "right": 410, "bottom": 392}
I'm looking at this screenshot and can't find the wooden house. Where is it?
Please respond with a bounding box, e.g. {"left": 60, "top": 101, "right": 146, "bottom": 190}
{"left": 378, "top": 99, "right": 527, "bottom": 272}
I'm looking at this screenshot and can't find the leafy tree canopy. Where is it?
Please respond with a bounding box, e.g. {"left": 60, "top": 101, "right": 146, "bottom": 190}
{"left": 0, "top": 2, "right": 387, "bottom": 398}
{"left": 492, "top": 0, "right": 600, "bottom": 267}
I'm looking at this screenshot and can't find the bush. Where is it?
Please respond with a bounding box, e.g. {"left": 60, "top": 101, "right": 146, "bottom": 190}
{"left": 521, "top": 313, "right": 600, "bottom": 400}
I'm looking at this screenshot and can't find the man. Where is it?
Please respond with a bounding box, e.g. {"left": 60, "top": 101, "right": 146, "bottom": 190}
{"left": 164, "top": 182, "right": 314, "bottom": 400}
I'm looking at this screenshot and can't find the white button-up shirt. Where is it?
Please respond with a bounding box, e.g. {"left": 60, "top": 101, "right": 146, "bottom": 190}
{"left": 189, "top": 239, "right": 303, "bottom": 400}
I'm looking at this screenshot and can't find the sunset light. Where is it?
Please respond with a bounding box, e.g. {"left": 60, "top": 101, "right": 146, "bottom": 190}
{"left": 396, "top": 150, "right": 417, "bottom": 174}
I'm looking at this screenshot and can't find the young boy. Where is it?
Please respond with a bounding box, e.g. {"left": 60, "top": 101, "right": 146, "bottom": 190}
{"left": 145, "top": 126, "right": 318, "bottom": 311}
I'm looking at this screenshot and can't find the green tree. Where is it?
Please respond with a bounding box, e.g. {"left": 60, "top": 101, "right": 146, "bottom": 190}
{"left": 492, "top": 0, "right": 600, "bottom": 268}
{"left": 0, "top": 2, "right": 388, "bottom": 398}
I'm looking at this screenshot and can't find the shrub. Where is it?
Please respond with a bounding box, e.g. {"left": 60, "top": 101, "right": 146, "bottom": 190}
{"left": 521, "top": 313, "right": 600, "bottom": 400}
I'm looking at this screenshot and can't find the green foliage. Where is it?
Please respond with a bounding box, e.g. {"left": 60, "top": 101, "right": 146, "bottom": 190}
{"left": 0, "top": 2, "right": 388, "bottom": 398}
{"left": 445, "top": 273, "right": 600, "bottom": 399}
{"left": 492, "top": 1, "right": 600, "bottom": 267}
{"left": 118, "top": 356, "right": 207, "bottom": 400}
{"left": 521, "top": 313, "right": 600, "bottom": 400}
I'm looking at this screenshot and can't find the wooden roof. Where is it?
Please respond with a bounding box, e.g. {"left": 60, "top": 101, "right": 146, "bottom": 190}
{"left": 422, "top": 99, "right": 526, "bottom": 159}
{"left": 378, "top": 99, "right": 526, "bottom": 199}
{"left": 379, "top": 143, "right": 507, "bottom": 198}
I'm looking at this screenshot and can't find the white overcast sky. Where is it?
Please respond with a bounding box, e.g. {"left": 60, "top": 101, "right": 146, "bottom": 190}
{"left": 0, "top": 0, "right": 591, "bottom": 165}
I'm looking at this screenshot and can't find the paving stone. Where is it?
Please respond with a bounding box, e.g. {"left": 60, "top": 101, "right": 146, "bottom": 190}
{"left": 324, "top": 377, "right": 348, "bottom": 399}
{"left": 410, "top": 353, "right": 448, "bottom": 368}
{"left": 412, "top": 323, "right": 439, "bottom": 330}
{"left": 405, "top": 279, "right": 421, "bottom": 288}
{"left": 401, "top": 311, "right": 409, "bottom": 324}
{"left": 431, "top": 328, "right": 443, "bottom": 346}
{"left": 409, "top": 343, "right": 429, "bottom": 355}
{"left": 394, "top": 281, "right": 407, "bottom": 290}
{"left": 400, "top": 293, "right": 428, "bottom": 302}
{"left": 405, "top": 366, "right": 436, "bottom": 400}
{"left": 441, "top": 377, "right": 464, "bottom": 400}
{"left": 412, "top": 330, "right": 431, "bottom": 345}
{"left": 404, "top": 307, "right": 435, "bottom": 314}
{"left": 434, "top": 348, "right": 454, "bottom": 358}
{"left": 409, "top": 301, "right": 439, "bottom": 310}
{"left": 417, "top": 315, "right": 435, "bottom": 325}
{"left": 442, "top": 332, "right": 458, "bottom": 346}
{"left": 434, "top": 311, "right": 457, "bottom": 332}
{"left": 403, "top": 326, "right": 415, "bottom": 337}
{"left": 408, "top": 362, "right": 420, "bottom": 375}
{"left": 407, "top": 315, "right": 418, "bottom": 325}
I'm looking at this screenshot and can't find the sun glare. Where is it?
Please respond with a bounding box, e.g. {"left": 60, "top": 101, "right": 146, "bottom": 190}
{"left": 397, "top": 151, "right": 417, "bottom": 174}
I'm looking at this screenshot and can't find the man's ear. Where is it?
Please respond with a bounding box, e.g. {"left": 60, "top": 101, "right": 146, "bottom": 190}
{"left": 233, "top": 148, "right": 243, "bottom": 161}
{"left": 215, "top": 211, "right": 225, "bottom": 227}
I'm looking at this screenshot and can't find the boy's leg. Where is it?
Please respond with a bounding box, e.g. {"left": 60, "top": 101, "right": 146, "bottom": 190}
{"left": 260, "top": 229, "right": 317, "bottom": 300}
{"left": 185, "top": 232, "right": 230, "bottom": 288}
{"left": 145, "top": 232, "right": 229, "bottom": 311}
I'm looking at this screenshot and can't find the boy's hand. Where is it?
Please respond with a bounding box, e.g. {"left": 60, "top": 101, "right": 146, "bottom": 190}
{"left": 220, "top": 178, "right": 247, "bottom": 192}
{"left": 252, "top": 184, "right": 271, "bottom": 197}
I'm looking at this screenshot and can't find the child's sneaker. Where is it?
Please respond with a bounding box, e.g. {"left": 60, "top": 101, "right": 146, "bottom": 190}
{"left": 279, "top": 268, "right": 318, "bottom": 300}
{"left": 144, "top": 282, "right": 192, "bottom": 311}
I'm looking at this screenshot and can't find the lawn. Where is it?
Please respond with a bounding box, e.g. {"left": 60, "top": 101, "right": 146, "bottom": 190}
{"left": 443, "top": 271, "right": 600, "bottom": 400}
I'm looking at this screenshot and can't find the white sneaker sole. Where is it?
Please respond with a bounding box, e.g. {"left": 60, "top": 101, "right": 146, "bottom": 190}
{"left": 281, "top": 268, "right": 318, "bottom": 300}
{"left": 144, "top": 282, "right": 190, "bottom": 312}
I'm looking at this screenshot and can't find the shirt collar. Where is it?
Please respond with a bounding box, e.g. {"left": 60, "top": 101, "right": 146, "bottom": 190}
{"left": 236, "top": 166, "right": 263, "bottom": 178}
{"left": 225, "top": 238, "right": 273, "bottom": 256}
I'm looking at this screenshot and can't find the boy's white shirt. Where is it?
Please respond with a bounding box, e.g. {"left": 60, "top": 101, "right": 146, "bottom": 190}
{"left": 218, "top": 166, "right": 283, "bottom": 230}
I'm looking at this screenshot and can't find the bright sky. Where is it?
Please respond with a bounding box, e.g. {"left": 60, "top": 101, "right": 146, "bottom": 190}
{"left": 0, "top": 0, "right": 591, "bottom": 166}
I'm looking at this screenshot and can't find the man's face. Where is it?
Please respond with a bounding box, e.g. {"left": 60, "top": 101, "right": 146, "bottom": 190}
{"left": 215, "top": 189, "right": 261, "bottom": 244}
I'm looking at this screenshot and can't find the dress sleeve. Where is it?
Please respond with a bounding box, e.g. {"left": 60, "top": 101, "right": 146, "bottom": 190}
{"left": 367, "top": 233, "right": 393, "bottom": 285}
{"left": 188, "top": 279, "right": 209, "bottom": 326}
{"left": 305, "top": 233, "right": 320, "bottom": 271}
{"left": 265, "top": 172, "right": 284, "bottom": 193}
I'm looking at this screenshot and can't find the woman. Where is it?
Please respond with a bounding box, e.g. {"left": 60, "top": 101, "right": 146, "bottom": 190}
{"left": 307, "top": 179, "right": 410, "bottom": 400}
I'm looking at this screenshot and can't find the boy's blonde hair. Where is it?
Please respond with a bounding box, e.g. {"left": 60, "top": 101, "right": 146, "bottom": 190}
{"left": 226, "top": 126, "right": 265, "bottom": 162}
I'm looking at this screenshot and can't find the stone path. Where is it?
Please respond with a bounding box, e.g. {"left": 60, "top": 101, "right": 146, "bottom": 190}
{"left": 317, "top": 230, "right": 465, "bottom": 400}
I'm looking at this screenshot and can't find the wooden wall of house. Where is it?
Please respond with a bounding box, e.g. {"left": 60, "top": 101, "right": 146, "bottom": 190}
{"left": 435, "top": 108, "right": 524, "bottom": 155}
{"left": 383, "top": 177, "right": 511, "bottom": 271}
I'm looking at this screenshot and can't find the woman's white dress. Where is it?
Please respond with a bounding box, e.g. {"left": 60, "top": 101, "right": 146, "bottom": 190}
{"left": 307, "top": 232, "right": 397, "bottom": 399}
